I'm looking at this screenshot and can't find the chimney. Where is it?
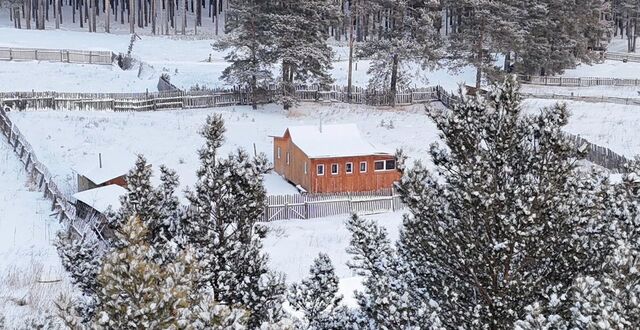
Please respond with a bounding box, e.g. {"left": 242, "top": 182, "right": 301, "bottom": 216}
{"left": 99, "top": 153, "right": 102, "bottom": 169}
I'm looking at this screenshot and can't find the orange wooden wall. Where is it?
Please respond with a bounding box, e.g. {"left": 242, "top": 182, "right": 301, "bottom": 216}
{"left": 274, "top": 135, "right": 400, "bottom": 193}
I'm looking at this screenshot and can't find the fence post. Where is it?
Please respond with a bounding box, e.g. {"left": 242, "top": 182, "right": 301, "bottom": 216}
{"left": 34, "top": 49, "right": 38, "bottom": 61}
{"left": 284, "top": 202, "right": 289, "bottom": 220}
{"left": 304, "top": 201, "right": 309, "bottom": 219}
{"left": 89, "top": 51, "right": 92, "bottom": 64}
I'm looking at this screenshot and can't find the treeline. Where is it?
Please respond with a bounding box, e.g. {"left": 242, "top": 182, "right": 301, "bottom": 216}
{"left": 39, "top": 76, "right": 640, "bottom": 329}
{"left": 215, "top": 0, "right": 612, "bottom": 109}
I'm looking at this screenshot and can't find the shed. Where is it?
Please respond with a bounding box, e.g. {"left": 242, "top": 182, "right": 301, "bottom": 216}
{"left": 74, "top": 152, "right": 134, "bottom": 192}
{"left": 72, "top": 184, "right": 126, "bottom": 219}
{"left": 273, "top": 124, "right": 401, "bottom": 193}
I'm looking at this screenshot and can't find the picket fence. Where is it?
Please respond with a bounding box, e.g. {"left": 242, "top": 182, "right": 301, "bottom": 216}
{"left": 569, "top": 135, "right": 629, "bottom": 173}
{"left": 0, "top": 47, "right": 114, "bottom": 65}
{"left": 263, "top": 188, "right": 404, "bottom": 222}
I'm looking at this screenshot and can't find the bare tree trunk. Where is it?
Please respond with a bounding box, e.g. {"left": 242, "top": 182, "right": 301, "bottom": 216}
{"left": 214, "top": 0, "right": 218, "bottom": 35}
{"left": 92, "top": 0, "right": 97, "bottom": 32}
{"left": 105, "top": 0, "right": 111, "bottom": 32}
{"left": 389, "top": 53, "right": 399, "bottom": 107}
{"left": 26, "top": 0, "right": 31, "bottom": 29}
{"left": 181, "top": 0, "right": 186, "bottom": 34}
{"left": 151, "top": 0, "right": 156, "bottom": 33}
{"left": 129, "top": 0, "right": 134, "bottom": 32}
{"left": 347, "top": 4, "right": 354, "bottom": 103}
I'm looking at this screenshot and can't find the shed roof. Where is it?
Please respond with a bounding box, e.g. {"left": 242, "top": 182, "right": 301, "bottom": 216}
{"left": 74, "top": 152, "right": 135, "bottom": 185}
{"left": 283, "top": 124, "right": 391, "bottom": 158}
{"left": 72, "top": 184, "right": 126, "bottom": 214}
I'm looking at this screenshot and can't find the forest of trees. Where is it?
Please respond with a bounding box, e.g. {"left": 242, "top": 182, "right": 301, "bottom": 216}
{"left": 43, "top": 76, "right": 640, "bottom": 329}
{"left": 0, "top": 0, "right": 629, "bottom": 103}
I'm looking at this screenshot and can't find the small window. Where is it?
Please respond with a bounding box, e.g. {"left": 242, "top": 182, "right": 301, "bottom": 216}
{"left": 317, "top": 164, "right": 325, "bottom": 176}
{"left": 331, "top": 163, "right": 339, "bottom": 175}
{"left": 277, "top": 147, "right": 281, "bottom": 159}
{"left": 360, "top": 161, "right": 367, "bottom": 173}
{"left": 385, "top": 160, "right": 396, "bottom": 170}
{"left": 304, "top": 162, "right": 308, "bottom": 174}
{"left": 374, "top": 160, "right": 385, "bottom": 171}
{"left": 286, "top": 152, "right": 290, "bottom": 165}
{"left": 345, "top": 162, "right": 353, "bottom": 174}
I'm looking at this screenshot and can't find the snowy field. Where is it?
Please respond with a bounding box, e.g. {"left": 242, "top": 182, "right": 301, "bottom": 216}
{"left": 523, "top": 99, "right": 640, "bottom": 159}
{"left": 7, "top": 103, "right": 442, "bottom": 197}
{"left": 263, "top": 211, "right": 404, "bottom": 298}
{"left": 0, "top": 27, "right": 479, "bottom": 92}
{"left": 0, "top": 138, "right": 70, "bottom": 327}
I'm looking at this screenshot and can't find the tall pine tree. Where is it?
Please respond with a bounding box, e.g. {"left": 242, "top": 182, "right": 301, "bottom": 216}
{"left": 184, "top": 114, "right": 286, "bottom": 328}
{"left": 396, "top": 76, "right": 613, "bottom": 327}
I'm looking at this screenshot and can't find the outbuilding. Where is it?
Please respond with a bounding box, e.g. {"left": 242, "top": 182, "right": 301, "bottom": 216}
{"left": 72, "top": 184, "right": 126, "bottom": 219}
{"left": 273, "top": 124, "right": 401, "bottom": 194}
{"left": 74, "top": 152, "right": 133, "bottom": 192}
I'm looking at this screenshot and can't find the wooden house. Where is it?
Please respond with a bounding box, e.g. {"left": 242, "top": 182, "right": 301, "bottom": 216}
{"left": 273, "top": 124, "right": 401, "bottom": 194}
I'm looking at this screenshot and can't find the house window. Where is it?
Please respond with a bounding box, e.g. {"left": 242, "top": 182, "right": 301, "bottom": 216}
{"left": 375, "top": 159, "right": 396, "bottom": 171}
{"left": 286, "top": 152, "right": 290, "bottom": 165}
{"left": 345, "top": 162, "right": 353, "bottom": 174}
{"left": 385, "top": 160, "right": 396, "bottom": 170}
{"left": 331, "top": 163, "right": 339, "bottom": 175}
{"left": 360, "top": 161, "right": 367, "bottom": 173}
{"left": 317, "top": 164, "right": 325, "bottom": 176}
{"left": 304, "top": 162, "right": 308, "bottom": 174}
{"left": 277, "top": 147, "right": 281, "bottom": 159}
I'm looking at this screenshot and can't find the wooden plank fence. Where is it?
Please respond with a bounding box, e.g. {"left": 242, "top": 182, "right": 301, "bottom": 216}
{"left": 0, "top": 107, "right": 87, "bottom": 235}
{"left": 263, "top": 188, "right": 405, "bottom": 222}
{"left": 604, "top": 52, "right": 640, "bottom": 63}
{"left": 0, "top": 47, "right": 114, "bottom": 65}
{"left": 520, "top": 75, "right": 640, "bottom": 87}
{"left": 0, "top": 85, "right": 441, "bottom": 112}
{"left": 520, "top": 92, "right": 640, "bottom": 106}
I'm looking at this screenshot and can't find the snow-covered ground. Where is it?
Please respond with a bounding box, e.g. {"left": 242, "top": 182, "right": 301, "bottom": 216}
{"left": 0, "top": 27, "right": 478, "bottom": 92}
{"left": 523, "top": 98, "right": 640, "bottom": 159}
{"left": 0, "top": 137, "right": 70, "bottom": 327}
{"left": 7, "top": 103, "right": 441, "bottom": 197}
{"left": 263, "top": 210, "right": 404, "bottom": 302}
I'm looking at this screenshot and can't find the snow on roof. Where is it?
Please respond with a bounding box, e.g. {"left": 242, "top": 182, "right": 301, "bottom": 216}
{"left": 284, "top": 124, "right": 392, "bottom": 158}
{"left": 73, "top": 184, "right": 126, "bottom": 214}
{"left": 74, "top": 151, "right": 136, "bottom": 185}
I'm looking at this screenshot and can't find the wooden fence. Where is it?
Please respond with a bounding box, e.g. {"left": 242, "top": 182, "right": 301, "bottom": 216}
{"left": 520, "top": 75, "right": 640, "bottom": 87}
{"left": 604, "top": 52, "right": 640, "bottom": 63}
{"left": 568, "top": 135, "right": 629, "bottom": 173}
{"left": 263, "top": 188, "right": 404, "bottom": 222}
{"left": 0, "top": 107, "right": 79, "bottom": 228}
{"left": 0, "top": 47, "right": 114, "bottom": 65}
{"left": 520, "top": 92, "right": 640, "bottom": 107}
{"left": 0, "top": 85, "right": 441, "bottom": 111}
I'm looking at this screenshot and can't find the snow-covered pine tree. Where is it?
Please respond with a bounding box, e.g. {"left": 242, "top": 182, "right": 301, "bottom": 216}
{"left": 517, "top": 161, "right": 640, "bottom": 328}
{"left": 54, "top": 231, "right": 104, "bottom": 321}
{"left": 396, "top": 76, "right": 613, "bottom": 327}
{"left": 518, "top": 0, "right": 608, "bottom": 76}
{"left": 116, "top": 155, "right": 159, "bottom": 224}
{"left": 93, "top": 215, "right": 197, "bottom": 329}
{"left": 288, "top": 253, "right": 343, "bottom": 328}
{"left": 358, "top": 0, "right": 442, "bottom": 106}
{"left": 346, "top": 214, "right": 441, "bottom": 329}
{"left": 184, "top": 114, "right": 286, "bottom": 328}
{"left": 213, "top": 0, "right": 276, "bottom": 110}
{"left": 152, "top": 164, "right": 186, "bottom": 263}
{"left": 271, "top": 0, "right": 340, "bottom": 110}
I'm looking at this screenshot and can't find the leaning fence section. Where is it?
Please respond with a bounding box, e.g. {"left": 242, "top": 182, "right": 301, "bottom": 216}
{"left": 0, "top": 107, "right": 84, "bottom": 232}
{"left": 0, "top": 47, "right": 114, "bottom": 65}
